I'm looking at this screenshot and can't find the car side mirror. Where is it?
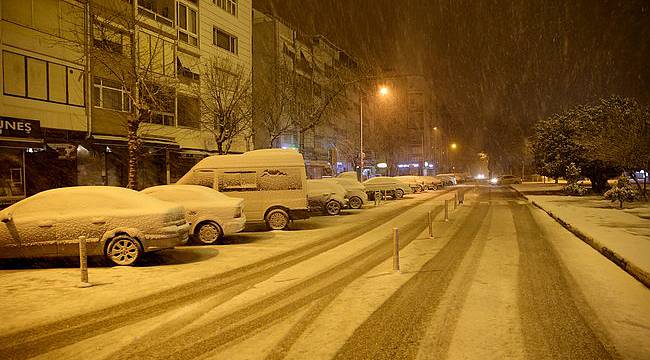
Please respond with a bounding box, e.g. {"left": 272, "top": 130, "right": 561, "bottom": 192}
{"left": 1, "top": 213, "right": 12, "bottom": 224}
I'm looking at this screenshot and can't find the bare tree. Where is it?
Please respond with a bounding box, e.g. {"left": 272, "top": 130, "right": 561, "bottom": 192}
{"left": 60, "top": 0, "right": 178, "bottom": 189}
{"left": 200, "top": 57, "right": 252, "bottom": 154}
{"left": 253, "top": 58, "right": 296, "bottom": 148}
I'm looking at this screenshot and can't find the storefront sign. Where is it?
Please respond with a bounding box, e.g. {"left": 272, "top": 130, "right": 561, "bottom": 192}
{"left": 0, "top": 117, "right": 42, "bottom": 139}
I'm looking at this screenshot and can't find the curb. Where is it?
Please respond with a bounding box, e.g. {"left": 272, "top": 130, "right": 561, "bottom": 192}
{"left": 510, "top": 186, "right": 650, "bottom": 289}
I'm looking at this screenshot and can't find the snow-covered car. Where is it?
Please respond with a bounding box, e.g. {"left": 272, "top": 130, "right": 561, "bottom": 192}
{"left": 435, "top": 174, "right": 457, "bottom": 186}
{"left": 394, "top": 176, "right": 427, "bottom": 193}
{"left": 418, "top": 176, "right": 442, "bottom": 190}
{"left": 491, "top": 175, "right": 522, "bottom": 185}
{"left": 323, "top": 177, "right": 368, "bottom": 209}
{"left": 336, "top": 171, "right": 360, "bottom": 181}
{"left": 141, "top": 185, "right": 245, "bottom": 245}
{"left": 177, "top": 149, "right": 309, "bottom": 231}
{"left": 362, "top": 177, "right": 412, "bottom": 200}
{"left": 306, "top": 179, "right": 347, "bottom": 215}
{"left": 0, "top": 186, "right": 189, "bottom": 266}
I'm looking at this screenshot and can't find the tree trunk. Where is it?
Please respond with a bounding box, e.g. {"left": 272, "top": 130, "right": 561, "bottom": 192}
{"left": 126, "top": 119, "right": 140, "bottom": 190}
{"left": 619, "top": 199, "right": 623, "bottom": 209}
{"left": 217, "top": 141, "right": 224, "bottom": 155}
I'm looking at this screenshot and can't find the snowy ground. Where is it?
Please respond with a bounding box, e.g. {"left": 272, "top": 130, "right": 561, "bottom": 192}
{"left": 0, "top": 190, "right": 455, "bottom": 336}
{"left": 513, "top": 183, "right": 650, "bottom": 285}
{"left": 1, "top": 186, "right": 648, "bottom": 360}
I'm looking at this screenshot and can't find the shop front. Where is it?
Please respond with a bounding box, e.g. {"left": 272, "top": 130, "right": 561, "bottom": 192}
{"left": 0, "top": 117, "right": 44, "bottom": 207}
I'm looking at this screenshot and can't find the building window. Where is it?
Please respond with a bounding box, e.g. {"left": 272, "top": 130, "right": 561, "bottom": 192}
{"left": 177, "top": 2, "right": 198, "bottom": 46}
{"left": 138, "top": 31, "right": 175, "bottom": 76}
{"left": 214, "top": 0, "right": 237, "bottom": 16}
{"left": 213, "top": 27, "right": 237, "bottom": 54}
{"left": 93, "top": 78, "right": 131, "bottom": 112}
{"left": 2, "top": 50, "right": 85, "bottom": 106}
{"left": 178, "top": 94, "right": 200, "bottom": 128}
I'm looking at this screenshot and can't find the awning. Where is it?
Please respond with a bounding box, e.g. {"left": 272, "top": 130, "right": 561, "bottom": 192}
{"left": 0, "top": 137, "right": 45, "bottom": 149}
{"left": 90, "top": 135, "right": 180, "bottom": 149}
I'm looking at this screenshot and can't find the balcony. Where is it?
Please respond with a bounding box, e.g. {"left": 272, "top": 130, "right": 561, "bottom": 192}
{"left": 138, "top": 0, "right": 174, "bottom": 28}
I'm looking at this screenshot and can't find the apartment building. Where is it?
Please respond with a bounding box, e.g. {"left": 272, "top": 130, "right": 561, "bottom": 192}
{"left": 1, "top": 0, "right": 252, "bottom": 204}
{"left": 365, "top": 74, "right": 434, "bottom": 176}
{"left": 252, "top": 10, "right": 360, "bottom": 178}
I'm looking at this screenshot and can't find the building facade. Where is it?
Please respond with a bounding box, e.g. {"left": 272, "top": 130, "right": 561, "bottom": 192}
{"left": 252, "top": 9, "right": 360, "bottom": 179}
{"left": 1, "top": 0, "right": 252, "bottom": 205}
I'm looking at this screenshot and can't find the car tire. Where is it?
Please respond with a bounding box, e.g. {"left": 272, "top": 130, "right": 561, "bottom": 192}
{"left": 324, "top": 200, "right": 342, "bottom": 216}
{"left": 266, "top": 208, "right": 289, "bottom": 230}
{"left": 106, "top": 235, "right": 142, "bottom": 266}
{"left": 195, "top": 221, "right": 223, "bottom": 245}
{"left": 348, "top": 196, "right": 363, "bottom": 209}
{"left": 394, "top": 189, "right": 404, "bottom": 199}
{"left": 416, "top": 185, "right": 423, "bottom": 193}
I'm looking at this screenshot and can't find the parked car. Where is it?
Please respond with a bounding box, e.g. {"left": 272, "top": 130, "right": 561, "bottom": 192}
{"left": 394, "top": 176, "right": 426, "bottom": 193}
{"left": 141, "top": 185, "right": 245, "bottom": 245}
{"left": 177, "top": 149, "right": 309, "bottom": 231}
{"left": 306, "top": 180, "right": 347, "bottom": 215}
{"left": 323, "top": 177, "right": 368, "bottom": 209}
{"left": 362, "top": 177, "right": 412, "bottom": 200}
{"left": 490, "top": 175, "right": 522, "bottom": 185}
{"left": 0, "top": 186, "right": 189, "bottom": 266}
{"left": 419, "top": 176, "right": 443, "bottom": 190}
{"left": 336, "top": 171, "right": 360, "bottom": 181}
{"left": 435, "top": 174, "right": 457, "bottom": 186}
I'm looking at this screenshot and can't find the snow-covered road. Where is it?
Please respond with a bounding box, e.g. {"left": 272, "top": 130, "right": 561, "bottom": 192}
{"left": 0, "top": 186, "right": 648, "bottom": 360}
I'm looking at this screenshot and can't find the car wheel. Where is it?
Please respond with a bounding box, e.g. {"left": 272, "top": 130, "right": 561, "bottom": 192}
{"left": 394, "top": 189, "right": 404, "bottom": 199}
{"left": 348, "top": 196, "right": 363, "bottom": 209}
{"left": 416, "top": 185, "right": 423, "bottom": 193}
{"left": 325, "top": 200, "right": 342, "bottom": 215}
{"left": 266, "top": 208, "right": 289, "bottom": 230}
{"left": 195, "top": 221, "right": 223, "bottom": 245}
{"left": 106, "top": 235, "right": 141, "bottom": 266}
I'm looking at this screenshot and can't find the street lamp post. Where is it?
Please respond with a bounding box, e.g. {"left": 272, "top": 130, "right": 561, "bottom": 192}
{"left": 358, "top": 85, "right": 389, "bottom": 181}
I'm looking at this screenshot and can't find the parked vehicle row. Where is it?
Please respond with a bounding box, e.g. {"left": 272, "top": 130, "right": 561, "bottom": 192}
{"left": 0, "top": 150, "right": 452, "bottom": 267}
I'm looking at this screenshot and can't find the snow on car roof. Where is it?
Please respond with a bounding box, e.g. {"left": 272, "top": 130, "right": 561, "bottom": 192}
{"left": 187, "top": 149, "right": 305, "bottom": 170}
{"left": 141, "top": 184, "right": 243, "bottom": 204}
{"left": 6, "top": 186, "right": 173, "bottom": 212}
{"left": 307, "top": 179, "right": 346, "bottom": 196}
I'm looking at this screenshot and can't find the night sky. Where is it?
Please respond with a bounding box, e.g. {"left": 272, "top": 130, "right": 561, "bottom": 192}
{"left": 254, "top": 0, "right": 649, "bottom": 168}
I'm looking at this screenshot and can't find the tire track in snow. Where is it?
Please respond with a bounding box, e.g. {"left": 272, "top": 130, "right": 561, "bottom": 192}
{"left": 0, "top": 190, "right": 453, "bottom": 360}
{"left": 333, "top": 192, "right": 490, "bottom": 360}
{"left": 510, "top": 197, "right": 614, "bottom": 359}
{"left": 109, "top": 204, "right": 447, "bottom": 360}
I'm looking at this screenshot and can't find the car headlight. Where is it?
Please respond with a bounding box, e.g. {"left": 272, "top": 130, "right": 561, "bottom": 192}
{"left": 490, "top": 178, "right": 498, "bottom": 184}
{"left": 234, "top": 207, "right": 242, "bottom": 218}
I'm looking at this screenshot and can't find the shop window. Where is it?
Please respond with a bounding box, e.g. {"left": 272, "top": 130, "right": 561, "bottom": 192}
{"left": 0, "top": 149, "right": 26, "bottom": 199}
{"left": 27, "top": 58, "right": 48, "bottom": 100}
{"left": 48, "top": 63, "right": 67, "bottom": 103}
{"left": 2, "top": 52, "right": 26, "bottom": 96}
{"left": 2, "top": 51, "right": 85, "bottom": 106}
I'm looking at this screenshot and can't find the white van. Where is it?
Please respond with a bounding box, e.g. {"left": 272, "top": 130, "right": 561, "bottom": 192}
{"left": 177, "top": 149, "right": 309, "bottom": 230}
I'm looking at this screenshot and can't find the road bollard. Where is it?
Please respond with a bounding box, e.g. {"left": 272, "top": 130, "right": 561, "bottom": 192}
{"left": 78, "top": 236, "right": 92, "bottom": 288}
{"left": 428, "top": 210, "right": 433, "bottom": 238}
{"left": 374, "top": 192, "right": 380, "bottom": 206}
{"left": 444, "top": 200, "right": 449, "bottom": 222}
{"left": 393, "top": 227, "right": 400, "bottom": 271}
{"left": 454, "top": 192, "right": 458, "bottom": 210}
{"left": 459, "top": 190, "right": 464, "bottom": 205}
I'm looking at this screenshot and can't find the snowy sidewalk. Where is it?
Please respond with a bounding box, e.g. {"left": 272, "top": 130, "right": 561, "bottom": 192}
{"left": 512, "top": 183, "right": 650, "bottom": 288}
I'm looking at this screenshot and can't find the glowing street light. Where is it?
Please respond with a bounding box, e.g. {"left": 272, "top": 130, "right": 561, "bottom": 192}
{"left": 450, "top": 142, "right": 458, "bottom": 150}
{"left": 379, "top": 86, "right": 389, "bottom": 96}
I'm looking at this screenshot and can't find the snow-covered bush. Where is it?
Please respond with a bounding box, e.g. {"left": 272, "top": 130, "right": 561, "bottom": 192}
{"left": 563, "top": 163, "right": 587, "bottom": 196}
{"left": 604, "top": 176, "right": 638, "bottom": 208}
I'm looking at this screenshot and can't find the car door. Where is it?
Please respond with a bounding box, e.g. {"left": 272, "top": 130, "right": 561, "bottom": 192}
{"left": 5, "top": 197, "right": 58, "bottom": 258}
